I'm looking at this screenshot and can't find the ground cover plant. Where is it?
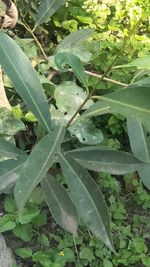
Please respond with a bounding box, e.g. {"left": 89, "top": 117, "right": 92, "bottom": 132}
{"left": 0, "top": 0, "right": 150, "bottom": 266}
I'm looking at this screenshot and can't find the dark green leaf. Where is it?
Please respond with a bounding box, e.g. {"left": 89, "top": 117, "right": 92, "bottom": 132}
{"left": 138, "top": 165, "right": 150, "bottom": 190}
{"left": 0, "top": 138, "right": 26, "bottom": 159}
{"left": 127, "top": 118, "right": 150, "bottom": 189}
{"left": 127, "top": 118, "right": 150, "bottom": 162}
{"left": 55, "top": 52, "right": 88, "bottom": 90}
{"left": 0, "top": 32, "right": 51, "bottom": 132}
{"left": 66, "top": 147, "right": 142, "bottom": 175}
{"left": 0, "top": 157, "right": 27, "bottom": 193}
{"left": 0, "top": 107, "right": 25, "bottom": 136}
{"left": 100, "top": 86, "right": 150, "bottom": 130}
{"left": 14, "top": 126, "right": 66, "bottom": 211}
{"left": 59, "top": 153, "right": 114, "bottom": 251}
{"left": 41, "top": 174, "right": 78, "bottom": 235}
{"left": 34, "top": 0, "right": 66, "bottom": 28}
{"left": 15, "top": 248, "right": 32, "bottom": 259}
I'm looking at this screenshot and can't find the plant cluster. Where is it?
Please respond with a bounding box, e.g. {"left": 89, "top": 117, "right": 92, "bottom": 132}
{"left": 0, "top": 0, "right": 150, "bottom": 266}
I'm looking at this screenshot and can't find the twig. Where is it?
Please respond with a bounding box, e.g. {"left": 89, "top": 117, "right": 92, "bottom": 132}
{"left": 23, "top": 23, "right": 48, "bottom": 60}
{"left": 84, "top": 70, "right": 128, "bottom": 87}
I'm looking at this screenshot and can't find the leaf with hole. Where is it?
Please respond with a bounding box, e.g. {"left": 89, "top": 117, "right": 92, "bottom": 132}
{"left": 59, "top": 153, "right": 114, "bottom": 251}
{"left": 41, "top": 174, "right": 78, "bottom": 235}
{"left": 54, "top": 81, "right": 93, "bottom": 114}
{"left": 69, "top": 118, "right": 103, "bottom": 145}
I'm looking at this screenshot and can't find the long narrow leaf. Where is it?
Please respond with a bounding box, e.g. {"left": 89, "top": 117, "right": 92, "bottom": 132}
{"left": 0, "top": 32, "right": 51, "bottom": 132}
{"left": 0, "top": 139, "right": 26, "bottom": 159}
{"left": 100, "top": 86, "right": 150, "bottom": 130}
{"left": 127, "top": 118, "right": 150, "bottom": 163}
{"left": 14, "top": 126, "right": 66, "bottom": 211}
{"left": 41, "top": 174, "right": 78, "bottom": 235}
{"left": 0, "top": 157, "right": 27, "bottom": 193}
{"left": 127, "top": 118, "right": 150, "bottom": 189}
{"left": 59, "top": 153, "right": 114, "bottom": 251}
{"left": 35, "top": 0, "right": 66, "bottom": 28}
{"left": 66, "top": 147, "right": 143, "bottom": 175}
{"left": 55, "top": 52, "right": 88, "bottom": 90}
{"left": 138, "top": 165, "right": 150, "bottom": 190}
{"left": 81, "top": 101, "right": 111, "bottom": 118}
{"left": 57, "top": 29, "right": 94, "bottom": 51}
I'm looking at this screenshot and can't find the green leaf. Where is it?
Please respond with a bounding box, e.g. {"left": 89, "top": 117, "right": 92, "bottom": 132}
{"left": 12, "top": 224, "right": 33, "bottom": 242}
{"left": 18, "top": 206, "right": 40, "bottom": 224}
{"left": 0, "top": 32, "right": 51, "bottom": 132}
{"left": 55, "top": 52, "right": 88, "bottom": 90}
{"left": 127, "top": 118, "right": 150, "bottom": 162}
{"left": 28, "top": 186, "right": 44, "bottom": 205}
{"left": 0, "top": 107, "right": 25, "bottom": 136}
{"left": 127, "top": 118, "right": 150, "bottom": 189}
{"left": 15, "top": 248, "right": 32, "bottom": 259}
{"left": 69, "top": 118, "right": 103, "bottom": 145}
{"left": 99, "top": 86, "right": 150, "bottom": 130}
{"left": 0, "top": 138, "right": 26, "bottom": 159}
{"left": 81, "top": 101, "right": 111, "bottom": 118}
{"left": 54, "top": 81, "right": 93, "bottom": 114}
{"left": 0, "top": 214, "right": 16, "bottom": 233}
{"left": 103, "top": 259, "right": 113, "bottom": 267}
{"left": 59, "top": 153, "right": 114, "bottom": 251}
{"left": 114, "top": 55, "right": 150, "bottom": 69}
{"left": 14, "top": 126, "right": 66, "bottom": 211}
{"left": 79, "top": 247, "right": 95, "bottom": 262}
{"left": 138, "top": 164, "right": 150, "bottom": 190}
{"left": 66, "top": 147, "right": 142, "bottom": 175}
{"left": 0, "top": 157, "right": 27, "bottom": 193}
{"left": 34, "top": 0, "right": 66, "bottom": 28}
{"left": 57, "top": 29, "right": 94, "bottom": 51}
{"left": 4, "top": 195, "right": 17, "bottom": 213}
{"left": 31, "top": 211, "right": 47, "bottom": 226}
{"left": 41, "top": 174, "right": 78, "bottom": 235}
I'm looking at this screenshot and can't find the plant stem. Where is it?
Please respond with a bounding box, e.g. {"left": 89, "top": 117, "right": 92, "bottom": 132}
{"left": 23, "top": 23, "right": 48, "bottom": 60}
{"left": 66, "top": 89, "right": 94, "bottom": 128}
{"left": 84, "top": 70, "right": 128, "bottom": 87}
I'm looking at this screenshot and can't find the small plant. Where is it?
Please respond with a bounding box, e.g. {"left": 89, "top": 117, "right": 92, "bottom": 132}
{"left": 0, "top": 0, "right": 150, "bottom": 256}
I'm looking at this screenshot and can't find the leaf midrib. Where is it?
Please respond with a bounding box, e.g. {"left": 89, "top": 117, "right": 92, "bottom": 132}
{"left": 19, "top": 127, "right": 64, "bottom": 209}
{"left": 60, "top": 153, "right": 109, "bottom": 236}
{"left": 0, "top": 42, "right": 50, "bottom": 132}
{"left": 101, "top": 96, "right": 150, "bottom": 114}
